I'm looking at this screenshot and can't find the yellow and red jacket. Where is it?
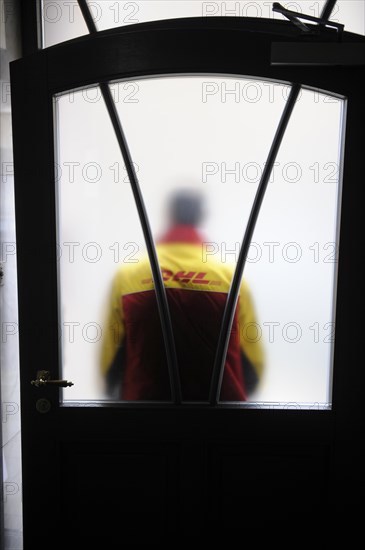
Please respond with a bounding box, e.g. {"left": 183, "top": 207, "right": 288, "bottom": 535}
{"left": 101, "top": 225, "right": 264, "bottom": 401}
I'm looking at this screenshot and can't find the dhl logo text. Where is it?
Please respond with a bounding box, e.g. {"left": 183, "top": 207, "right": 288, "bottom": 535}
{"left": 142, "top": 270, "right": 221, "bottom": 286}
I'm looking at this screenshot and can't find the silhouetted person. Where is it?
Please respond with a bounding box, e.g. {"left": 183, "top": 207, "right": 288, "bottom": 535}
{"left": 101, "top": 189, "right": 264, "bottom": 401}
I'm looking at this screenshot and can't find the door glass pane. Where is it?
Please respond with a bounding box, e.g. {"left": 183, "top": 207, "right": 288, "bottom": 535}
{"left": 54, "top": 75, "right": 345, "bottom": 407}
{"left": 237, "top": 86, "right": 345, "bottom": 408}
{"left": 54, "top": 86, "right": 169, "bottom": 402}
{"left": 113, "top": 76, "right": 287, "bottom": 403}
{"left": 42, "top": 1, "right": 365, "bottom": 48}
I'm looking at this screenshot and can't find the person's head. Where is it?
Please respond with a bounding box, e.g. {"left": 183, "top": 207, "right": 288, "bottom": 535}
{"left": 168, "top": 189, "right": 205, "bottom": 226}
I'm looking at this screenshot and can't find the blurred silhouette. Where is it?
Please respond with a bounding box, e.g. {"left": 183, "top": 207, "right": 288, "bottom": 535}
{"left": 101, "top": 189, "right": 264, "bottom": 401}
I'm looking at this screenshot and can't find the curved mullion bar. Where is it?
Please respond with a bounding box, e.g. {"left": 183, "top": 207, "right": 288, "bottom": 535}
{"left": 320, "top": 0, "right": 338, "bottom": 21}
{"left": 209, "top": 83, "right": 301, "bottom": 406}
{"left": 77, "top": 0, "right": 182, "bottom": 404}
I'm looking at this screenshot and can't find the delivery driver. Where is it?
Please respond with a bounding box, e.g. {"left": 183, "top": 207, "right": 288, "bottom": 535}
{"left": 100, "top": 189, "right": 264, "bottom": 401}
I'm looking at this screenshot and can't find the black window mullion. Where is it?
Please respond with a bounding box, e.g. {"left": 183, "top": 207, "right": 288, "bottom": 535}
{"left": 77, "top": 0, "right": 182, "bottom": 404}
{"left": 320, "top": 0, "right": 338, "bottom": 21}
{"left": 209, "top": 83, "right": 301, "bottom": 406}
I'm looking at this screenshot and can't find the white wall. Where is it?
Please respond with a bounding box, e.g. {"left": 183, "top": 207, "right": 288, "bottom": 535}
{"left": 0, "top": 0, "right": 23, "bottom": 545}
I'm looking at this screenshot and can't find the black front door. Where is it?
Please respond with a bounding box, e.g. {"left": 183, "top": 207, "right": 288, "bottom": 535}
{"left": 10, "top": 16, "right": 364, "bottom": 546}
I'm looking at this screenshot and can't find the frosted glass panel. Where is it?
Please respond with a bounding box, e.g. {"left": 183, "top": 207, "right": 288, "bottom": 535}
{"left": 243, "top": 87, "right": 344, "bottom": 406}
{"left": 54, "top": 86, "right": 157, "bottom": 401}
{"left": 54, "top": 76, "right": 344, "bottom": 407}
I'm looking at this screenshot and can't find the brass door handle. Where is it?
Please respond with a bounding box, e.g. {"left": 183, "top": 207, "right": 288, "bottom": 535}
{"left": 31, "top": 370, "right": 74, "bottom": 388}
